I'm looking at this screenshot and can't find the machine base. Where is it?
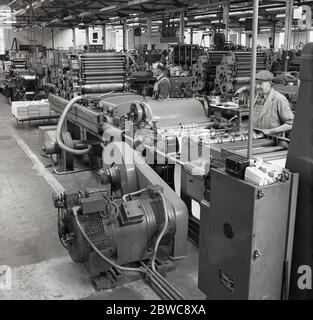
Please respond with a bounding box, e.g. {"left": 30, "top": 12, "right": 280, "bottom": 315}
{"left": 90, "top": 258, "right": 176, "bottom": 291}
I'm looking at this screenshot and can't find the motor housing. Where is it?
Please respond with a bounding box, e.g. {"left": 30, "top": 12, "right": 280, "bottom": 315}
{"left": 55, "top": 185, "right": 176, "bottom": 277}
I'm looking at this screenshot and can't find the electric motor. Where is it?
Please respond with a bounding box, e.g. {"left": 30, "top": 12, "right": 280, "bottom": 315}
{"left": 55, "top": 185, "right": 176, "bottom": 270}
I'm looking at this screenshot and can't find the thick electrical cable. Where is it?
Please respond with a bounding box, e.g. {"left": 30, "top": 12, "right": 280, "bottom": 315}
{"left": 151, "top": 191, "right": 169, "bottom": 273}
{"left": 56, "top": 96, "right": 92, "bottom": 155}
{"left": 56, "top": 92, "right": 114, "bottom": 155}
{"left": 72, "top": 194, "right": 184, "bottom": 300}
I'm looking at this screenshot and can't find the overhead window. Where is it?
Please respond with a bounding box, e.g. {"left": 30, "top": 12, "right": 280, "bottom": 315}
{"left": 0, "top": 5, "right": 16, "bottom": 54}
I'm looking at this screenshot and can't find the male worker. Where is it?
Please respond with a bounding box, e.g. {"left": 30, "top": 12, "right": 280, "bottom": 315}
{"left": 152, "top": 63, "right": 171, "bottom": 99}
{"left": 253, "top": 70, "right": 294, "bottom": 136}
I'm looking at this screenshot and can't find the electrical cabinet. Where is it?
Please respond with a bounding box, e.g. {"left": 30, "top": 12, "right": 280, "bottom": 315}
{"left": 199, "top": 168, "right": 298, "bottom": 300}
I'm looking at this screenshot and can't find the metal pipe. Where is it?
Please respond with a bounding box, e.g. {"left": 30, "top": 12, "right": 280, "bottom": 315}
{"left": 141, "top": 262, "right": 184, "bottom": 300}
{"left": 86, "top": 27, "right": 90, "bottom": 50}
{"left": 51, "top": 26, "right": 55, "bottom": 50}
{"left": 102, "top": 24, "right": 106, "bottom": 51}
{"left": 247, "top": 0, "right": 259, "bottom": 160}
{"left": 179, "top": 11, "right": 185, "bottom": 43}
{"left": 123, "top": 20, "right": 128, "bottom": 52}
{"left": 284, "top": 0, "right": 294, "bottom": 71}
{"left": 143, "top": 269, "right": 174, "bottom": 300}
{"left": 223, "top": 2, "right": 230, "bottom": 42}
{"left": 147, "top": 16, "right": 152, "bottom": 50}
{"left": 72, "top": 27, "right": 76, "bottom": 52}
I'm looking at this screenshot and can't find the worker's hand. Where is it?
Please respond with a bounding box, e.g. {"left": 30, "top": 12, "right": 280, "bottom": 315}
{"left": 254, "top": 128, "right": 272, "bottom": 135}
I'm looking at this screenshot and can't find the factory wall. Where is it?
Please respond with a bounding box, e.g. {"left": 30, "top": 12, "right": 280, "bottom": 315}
{"left": 4, "top": 27, "right": 313, "bottom": 53}
{"left": 3, "top": 27, "right": 118, "bottom": 51}
{"left": 128, "top": 29, "right": 171, "bottom": 51}
{"left": 256, "top": 31, "right": 310, "bottom": 49}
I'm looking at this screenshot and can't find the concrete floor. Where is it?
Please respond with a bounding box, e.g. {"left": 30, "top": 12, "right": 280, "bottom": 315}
{"left": 0, "top": 93, "right": 205, "bottom": 300}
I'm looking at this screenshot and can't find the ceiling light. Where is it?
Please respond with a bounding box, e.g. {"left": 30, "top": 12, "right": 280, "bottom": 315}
{"left": 100, "top": 5, "right": 117, "bottom": 12}
{"left": 13, "top": 9, "right": 26, "bottom": 16}
{"left": 79, "top": 11, "right": 92, "bottom": 18}
{"left": 265, "top": 7, "right": 285, "bottom": 12}
{"left": 194, "top": 14, "right": 217, "bottom": 20}
{"left": 51, "top": 18, "right": 61, "bottom": 23}
{"left": 63, "top": 15, "right": 76, "bottom": 21}
{"left": 187, "top": 21, "right": 202, "bottom": 25}
{"left": 229, "top": 11, "right": 253, "bottom": 16}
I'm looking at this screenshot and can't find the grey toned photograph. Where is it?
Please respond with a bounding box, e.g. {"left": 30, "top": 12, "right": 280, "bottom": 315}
{"left": 0, "top": 0, "right": 311, "bottom": 305}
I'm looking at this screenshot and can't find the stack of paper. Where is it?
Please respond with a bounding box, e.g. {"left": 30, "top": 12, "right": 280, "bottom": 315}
{"left": 11, "top": 99, "right": 58, "bottom": 120}
{"left": 11, "top": 101, "right": 29, "bottom": 119}
{"left": 245, "top": 167, "right": 275, "bottom": 186}
{"left": 28, "top": 103, "right": 40, "bottom": 117}
{"left": 244, "top": 158, "right": 283, "bottom": 186}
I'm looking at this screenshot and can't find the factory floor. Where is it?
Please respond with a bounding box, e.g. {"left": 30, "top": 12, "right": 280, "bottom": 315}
{"left": 0, "top": 93, "right": 205, "bottom": 300}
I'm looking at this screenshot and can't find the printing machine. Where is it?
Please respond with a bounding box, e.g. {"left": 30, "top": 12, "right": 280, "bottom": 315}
{"left": 40, "top": 76, "right": 299, "bottom": 300}
{"left": 3, "top": 58, "right": 43, "bottom": 102}
{"left": 55, "top": 52, "right": 128, "bottom": 99}
{"left": 214, "top": 51, "right": 268, "bottom": 99}
{"left": 44, "top": 92, "right": 289, "bottom": 245}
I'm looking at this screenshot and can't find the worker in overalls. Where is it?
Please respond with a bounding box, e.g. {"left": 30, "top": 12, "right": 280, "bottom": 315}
{"left": 253, "top": 70, "right": 294, "bottom": 136}
{"left": 152, "top": 63, "right": 171, "bottom": 99}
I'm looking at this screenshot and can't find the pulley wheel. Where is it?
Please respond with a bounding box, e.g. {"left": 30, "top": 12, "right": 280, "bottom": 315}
{"left": 102, "top": 142, "right": 138, "bottom": 195}
{"left": 130, "top": 102, "right": 144, "bottom": 123}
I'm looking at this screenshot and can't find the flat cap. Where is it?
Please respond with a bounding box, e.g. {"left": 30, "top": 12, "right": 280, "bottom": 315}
{"left": 255, "top": 70, "right": 274, "bottom": 81}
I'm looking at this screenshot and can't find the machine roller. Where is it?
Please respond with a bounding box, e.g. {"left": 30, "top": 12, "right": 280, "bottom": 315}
{"left": 56, "top": 52, "right": 128, "bottom": 98}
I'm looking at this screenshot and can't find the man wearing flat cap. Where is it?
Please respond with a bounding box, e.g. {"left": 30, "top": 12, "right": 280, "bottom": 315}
{"left": 152, "top": 63, "right": 171, "bottom": 100}
{"left": 253, "top": 70, "right": 294, "bottom": 135}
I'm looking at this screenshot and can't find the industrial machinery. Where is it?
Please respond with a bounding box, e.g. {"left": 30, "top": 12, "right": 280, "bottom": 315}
{"left": 126, "top": 97, "right": 291, "bottom": 245}
{"left": 192, "top": 51, "right": 229, "bottom": 93}
{"left": 282, "top": 50, "right": 301, "bottom": 73}
{"left": 44, "top": 94, "right": 211, "bottom": 172}
{"left": 3, "top": 59, "right": 44, "bottom": 102}
{"left": 44, "top": 93, "right": 145, "bottom": 173}
{"left": 192, "top": 51, "right": 251, "bottom": 94}
{"left": 129, "top": 70, "right": 156, "bottom": 97}
{"left": 169, "top": 76, "right": 193, "bottom": 98}
{"left": 286, "top": 43, "right": 313, "bottom": 300}
{"left": 128, "top": 97, "right": 210, "bottom": 130}
{"left": 56, "top": 52, "right": 128, "bottom": 99}
{"left": 214, "top": 51, "right": 268, "bottom": 99}
{"left": 198, "top": 168, "right": 298, "bottom": 300}
{"left": 170, "top": 44, "right": 204, "bottom": 67}
{"left": 177, "top": 130, "right": 290, "bottom": 244}
{"left": 10, "top": 58, "right": 27, "bottom": 72}
{"left": 53, "top": 142, "right": 188, "bottom": 297}
{"left": 44, "top": 93, "right": 290, "bottom": 247}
